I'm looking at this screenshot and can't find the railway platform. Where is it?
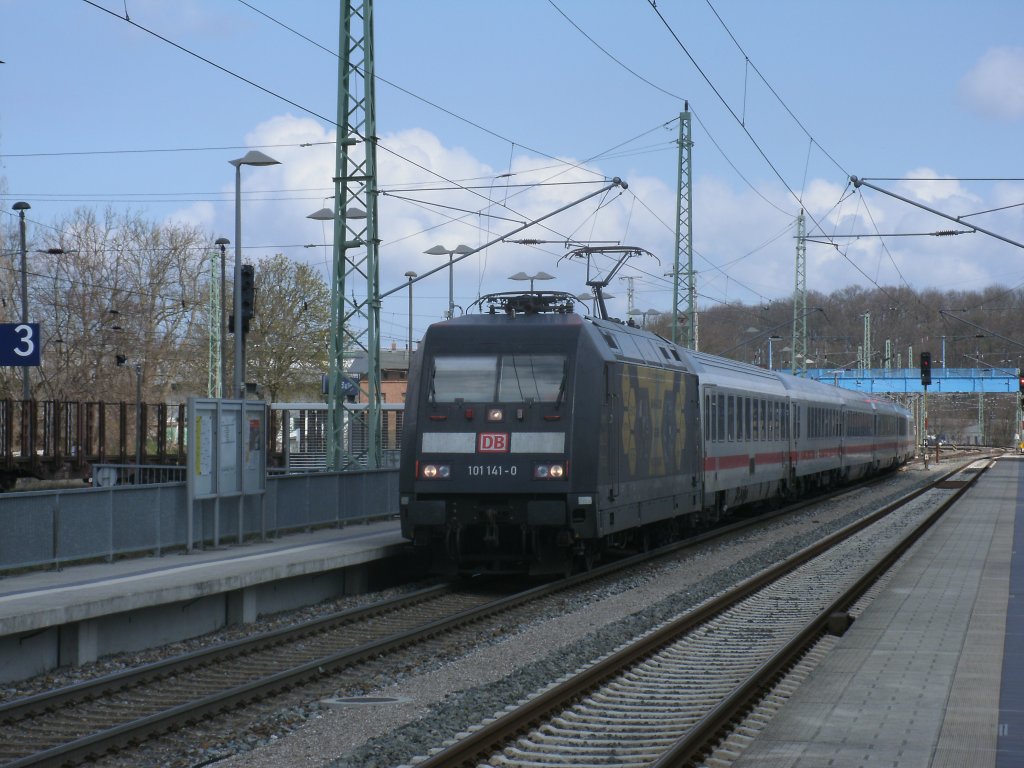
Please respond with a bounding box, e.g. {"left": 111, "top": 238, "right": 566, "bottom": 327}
{"left": 0, "top": 519, "right": 415, "bottom": 684}
{"left": 731, "top": 454, "right": 1023, "bottom": 767}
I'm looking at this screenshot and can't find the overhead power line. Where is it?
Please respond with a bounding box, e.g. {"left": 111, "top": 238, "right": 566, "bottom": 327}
{"left": 0, "top": 142, "right": 332, "bottom": 159}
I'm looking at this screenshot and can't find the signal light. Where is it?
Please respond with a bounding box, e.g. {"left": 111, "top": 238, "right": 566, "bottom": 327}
{"left": 1019, "top": 374, "right": 1024, "bottom": 393}
{"left": 920, "top": 352, "right": 932, "bottom": 386}
{"left": 240, "top": 264, "right": 256, "bottom": 319}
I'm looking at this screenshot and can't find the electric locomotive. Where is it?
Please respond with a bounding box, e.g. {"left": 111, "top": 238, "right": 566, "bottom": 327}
{"left": 399, "top": 290, "right": 915, "bottom": 576}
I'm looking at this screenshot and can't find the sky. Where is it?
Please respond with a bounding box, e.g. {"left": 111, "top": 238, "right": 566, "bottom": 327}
{"left": 3, "top": 0, "right": 1024, "bottom": 350}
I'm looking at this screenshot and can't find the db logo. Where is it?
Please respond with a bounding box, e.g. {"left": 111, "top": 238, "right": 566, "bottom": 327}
{"left": 478, "top": 433, "right": 509, "bottom": 453}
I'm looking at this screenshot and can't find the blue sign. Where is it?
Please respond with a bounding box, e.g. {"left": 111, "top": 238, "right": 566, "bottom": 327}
{"left": 0, "top": 323, "right": 41, "bottom": 366}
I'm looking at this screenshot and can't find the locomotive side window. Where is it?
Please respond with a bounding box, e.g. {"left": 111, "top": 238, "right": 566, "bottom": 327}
{"left": 498, "top": 354, "right": 567, "bottom": 402}
{"left": 431, "top": 355, "right": 499, "bottom": 402}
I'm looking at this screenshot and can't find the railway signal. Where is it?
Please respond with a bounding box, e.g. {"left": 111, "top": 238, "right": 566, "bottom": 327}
{"left": 240, "top": 264, "right": 256, "bottom": 321}
{"left": 229, "top": 265, "right": 257, "bottom": 335}
{"left": 920, "top": 352, "right": 932, "bottom": 386}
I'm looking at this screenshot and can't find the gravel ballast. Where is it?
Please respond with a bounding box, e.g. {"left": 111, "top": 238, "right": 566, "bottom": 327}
{"left": 194, "top": 463, "right": 948, "bottom": 768}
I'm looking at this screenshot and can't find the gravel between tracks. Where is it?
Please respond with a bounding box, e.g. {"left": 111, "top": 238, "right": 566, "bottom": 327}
{"left": 199, "top": 462, "right": 947, "bottom": 768}
{"left": 4, "top": 461, "right": 952, "bottom": 767}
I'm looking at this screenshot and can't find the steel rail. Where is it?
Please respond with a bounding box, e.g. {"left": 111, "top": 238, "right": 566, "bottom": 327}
{"left": 1, "top": 464, "right": 943, "bottom": 767}
{"left": 0, "top": 582, "right": 455, "bottom": 725}
{"left": 652, "top": 458, "right": 992, "bottom": 767}
{"left": 413, "top": 461, "right": 981, "bottom": 768}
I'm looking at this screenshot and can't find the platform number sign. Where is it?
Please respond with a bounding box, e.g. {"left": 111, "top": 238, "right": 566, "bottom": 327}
{"left": 0, "top": 323, "right": 41, "bottom": 366}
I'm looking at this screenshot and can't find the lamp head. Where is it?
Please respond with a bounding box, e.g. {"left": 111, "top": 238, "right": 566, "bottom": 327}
{"left": 229, "top": 150, "right": 280, "bottom": 168}
{"left": 307, "top": 208, "right": 335, "bottom": 221}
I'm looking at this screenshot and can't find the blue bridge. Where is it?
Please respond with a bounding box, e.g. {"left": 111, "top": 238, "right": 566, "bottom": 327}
{"left": 803, "top": 367, "right": 1020, "bottom": 395}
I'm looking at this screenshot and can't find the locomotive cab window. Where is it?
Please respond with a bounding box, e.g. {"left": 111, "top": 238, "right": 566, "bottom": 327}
{"left": 429, "top": 354, "right": 567, "bottom": 403}
{"left": 431, "top": 355, "right": 498, "bottom": 402}
{"left": 499, "top": 354, "right": 567, "bottom": 402}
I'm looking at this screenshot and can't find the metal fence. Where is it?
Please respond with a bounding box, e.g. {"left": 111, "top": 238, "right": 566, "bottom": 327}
{"left": 269, "top": 403, "right": 405, "bottom": 471}
{"left": 0, "top": 468, "right": 399, "bottom": 573}
{"left": 91, "top": 464, "right": 187, "bottom": 487}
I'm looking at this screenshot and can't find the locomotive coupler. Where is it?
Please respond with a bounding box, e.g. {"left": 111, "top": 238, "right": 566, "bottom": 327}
{"left": 481, "top": 508, "right": 500, "bottom": 548}
{"left": 444, "top": 520, "right": 462, "bottom": 559}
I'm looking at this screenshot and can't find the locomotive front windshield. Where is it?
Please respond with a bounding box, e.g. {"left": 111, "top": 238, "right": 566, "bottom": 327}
{"left": 430, "top": 354, "right": 567, "bottom": 403}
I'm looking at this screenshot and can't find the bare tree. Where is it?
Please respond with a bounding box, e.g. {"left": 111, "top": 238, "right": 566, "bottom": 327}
{"left": 244, "top": 253, "right": 330, "bottom": 402}
{"left": 31, "top": 208, "right": 210, "bottom": 404}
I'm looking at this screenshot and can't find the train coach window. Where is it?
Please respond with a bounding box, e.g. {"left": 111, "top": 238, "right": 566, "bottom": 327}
{"left": 499, "top": 354, "right": 567, "bottom": 402}
{"left": 717, "top": 394, "right": 726, "bottom": 442}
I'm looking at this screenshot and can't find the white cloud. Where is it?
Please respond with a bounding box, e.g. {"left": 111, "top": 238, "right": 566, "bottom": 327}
{"left": 166, "top": 113, "right": 1024, "bottom": 333}
{"left": 959, "top": 47, "right": 1024, "bottom": 120}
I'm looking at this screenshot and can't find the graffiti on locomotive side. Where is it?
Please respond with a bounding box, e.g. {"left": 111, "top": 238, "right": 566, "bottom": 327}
{"left": 618, "top": 365, "right": 687, "bottom": 479}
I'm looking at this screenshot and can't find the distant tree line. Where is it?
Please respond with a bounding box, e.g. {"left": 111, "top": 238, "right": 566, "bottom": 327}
{"left": 1, "top": 205, "right": 1020, "bottom": 443}
{"left": 0, "top": 207, "right": 330, "bottom": 406}
{"left": 649, "top": 283, "right": 1024, "bottom": 445}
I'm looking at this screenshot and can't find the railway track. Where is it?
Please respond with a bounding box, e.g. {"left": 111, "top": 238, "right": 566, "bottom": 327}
{"left": 0, "top": 465, "right": 961, "bottom": 767}
{"left": 409, "top": 459, "right": 990, "bottom": 768}
{"left": 0, "top": 584, "right": 516, "bottom": 767}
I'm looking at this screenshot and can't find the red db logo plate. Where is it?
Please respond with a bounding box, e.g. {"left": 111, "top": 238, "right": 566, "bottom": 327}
{"left": 478, "top": 433, "right": 509, "bottom": 453}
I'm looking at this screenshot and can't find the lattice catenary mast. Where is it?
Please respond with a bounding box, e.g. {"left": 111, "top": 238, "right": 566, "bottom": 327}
{"left": 791, "top": 209, "right": 807, "bottom": 375}
{"left": 672, "top": 106, "right": 696, "bottom": 349}
{"left": 207, "top": 249, "right": 221, "bottom": 398}
{"left": 328, "top": 0, "right": 382, "bottom": 469}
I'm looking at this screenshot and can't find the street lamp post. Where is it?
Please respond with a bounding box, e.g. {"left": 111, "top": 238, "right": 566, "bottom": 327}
{"left": 134, "top": 362, "right": 142, "bottom": 469}
{"left": 767, "top": 334, "right": 782, "bottom": 370}
{"left": 509, "top": 270, "right": 555, "bottom": 292}
{"left": 229, "top": 151, "right": 280, "bottom": 399}
{"left": 627, "top": 307, "right": 661, "bottom": 328}
{"left": 12, "top": 202, "right": 30, "bottom": 400}
{"left": 425, "top": 244, "right": 472, "bottom": 319}
{"left": 404, "top": 270, "right": 417, "bottom": 357}
{"left": 215, "top": 237, "right": 230, "bottom": 397}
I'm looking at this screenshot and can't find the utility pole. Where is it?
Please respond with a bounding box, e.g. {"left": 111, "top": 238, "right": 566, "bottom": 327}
{"left": 619, "top": 276, "right": 635, "bottom": 313}
{"left": 672, "top": 106, "right": 696, "bottom": 348}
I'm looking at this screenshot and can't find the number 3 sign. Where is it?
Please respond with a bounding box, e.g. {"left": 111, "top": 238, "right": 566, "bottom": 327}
{"left": 0, "top": 324, "right": 41, "bottom": 366}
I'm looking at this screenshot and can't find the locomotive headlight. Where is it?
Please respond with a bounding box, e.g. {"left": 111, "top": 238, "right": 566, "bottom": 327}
{"left": 533, "top": 462, "right": 566, "bottom": 479}
{"left": 421, "top": 463, "right": 451, "bottom": 479}
{"left": 486, "top": 407, "right": 504, "bottom": 422}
